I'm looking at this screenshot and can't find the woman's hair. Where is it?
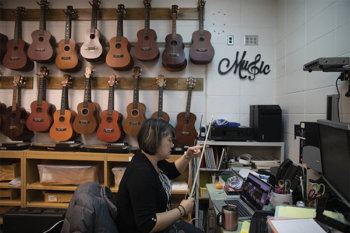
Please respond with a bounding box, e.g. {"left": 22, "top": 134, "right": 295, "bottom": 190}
{"left": 137, "top": 118, "right": 175, "bottom": 155}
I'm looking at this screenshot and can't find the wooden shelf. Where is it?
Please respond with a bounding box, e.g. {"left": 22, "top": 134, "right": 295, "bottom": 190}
{"left": 0, "top": 7, "right": 198, "bottom": 21}
{"left": 0, "top": 77, "right": 33, "bottom": 89}
{"left": 0, "top": 182, "right": 20, "bottom": 189}
{"left": 110, "top": 186, "right": 187, "bottom": 195}
{"left": 27, "top": 182, "right": 78, "bottom": 191}
{"left": 0, "top": 199, "right": 21, "bottom": 206}
{"left": 27, "top": 201, "right": 68, "bottom": 209}
{"left": 25, "top": 150, "right": 106, "bottom": 161}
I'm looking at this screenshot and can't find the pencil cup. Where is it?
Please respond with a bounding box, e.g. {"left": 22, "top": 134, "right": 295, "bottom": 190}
{"left": 270, "top": 191, "right": 293, "bottom": 209}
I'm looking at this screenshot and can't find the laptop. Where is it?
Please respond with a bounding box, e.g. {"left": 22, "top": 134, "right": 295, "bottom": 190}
{"left": 212, "top": 173, "right": 271, "bottom": 220}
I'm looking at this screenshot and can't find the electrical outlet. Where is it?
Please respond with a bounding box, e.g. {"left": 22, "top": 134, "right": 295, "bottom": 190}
{"left": 227, "top": 35, "right": 234, "bottom": 45}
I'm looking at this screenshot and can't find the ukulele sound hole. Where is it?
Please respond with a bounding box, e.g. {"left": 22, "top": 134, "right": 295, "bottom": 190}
{"left": 132, "top": 110, "right": 139, "bottom": 116}
{"left": 90, "top": 34, "right": 95, "bottom": 39}
{"left": 116, "top": 43, "right": 121, "bottom": 49}
{"left": 59, "top": 116, "right": 65, "bottom": 122}
{"left": 39, "top": 37, "right": 44, "bottom": 42}
{"left": 64, "top": 46, "right": 70, "bottom": 51}
{"left": 199, "top": 37, "right": 205, "bottom": 42}
{"left": 144, "top": 36, "right": 149, "bottom": 40}
{"left": 36, "top": 108, "right": 42, "bottom": 113}
{"left": 82, "top": 109, "right": 89, "bottom": 115}
{"left": 13, "top": 46, "right": 18, "bottom": 51}
{"left": 10, "top": 112, "right": 16, "bottom": 118}
{"left": 171, "top": 41, "right": 178, "bottom": 46}
{"left": 107, "top": 117, "right": 112, "bottom": 123}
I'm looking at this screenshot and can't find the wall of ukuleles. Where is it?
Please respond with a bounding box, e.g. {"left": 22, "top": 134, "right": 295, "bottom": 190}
{"left": 0, "top": 0, "right": 213, "bottom": 147}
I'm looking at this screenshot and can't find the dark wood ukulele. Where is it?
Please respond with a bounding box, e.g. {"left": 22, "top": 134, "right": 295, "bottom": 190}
{"left": 2, "top": 75, "right": 33, "bottom": 141}
{"left": 27, "top": 0, "right": 55, "bottom": 62}
{"left": 123, "top": 66, "right": 146, "bottom": 136}
{"left": 55, "top": 6, "right": 80, "bottom": 72}
{"left": 97, "top": 74, "right": 123, "bottom": 143}
{"left": 0, "top": 33, "right": 8, "bottom": 64}
{"left": 3, "top": 7, "right": 33, "bottom": 71}
{"left": 26, "top": 66, "right": 56, "bottom": 132}
{"left": 175, "top": 77, "right": 198, "bottom": 146}
{"left": 80, "top": 0, "right": 104, "bottom": 62}
{"left": 106, "top": 4, "right": 133, "bottom": 70}
{"left": 73, "top": 66, "right": 101, "bottom": 135}
{"left": 49, "top": 75, "right": 77, "bottom": 142}
{"left": 133, "top": 0, "right": 159, "bottom": 61}
{"left": 189, "top": 0, "right": 214, "bottom": 64}
{"left": 162, "top": 5, "right": 187, "bottom": 72}
{"left": 0, "top": 71, "right": 7, "bottom": 128}
{"left": 151, "top": 74, "right": 170, "bottom": 123}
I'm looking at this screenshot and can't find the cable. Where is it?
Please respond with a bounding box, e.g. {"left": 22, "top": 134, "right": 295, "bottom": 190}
{"left": 42, "top": 220, "right": 64, "bottom": 233}
{"left": 336, "top": 76, "right": 341, "bottom": 121}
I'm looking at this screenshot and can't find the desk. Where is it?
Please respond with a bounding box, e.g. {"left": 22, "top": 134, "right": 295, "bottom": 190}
{"left": 206, "top": 184, "right": 244, "bottom": 233}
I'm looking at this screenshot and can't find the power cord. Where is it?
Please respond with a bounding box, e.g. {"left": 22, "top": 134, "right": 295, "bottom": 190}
{"left": 336, "top": 76, "right": 341, "bottom": 121}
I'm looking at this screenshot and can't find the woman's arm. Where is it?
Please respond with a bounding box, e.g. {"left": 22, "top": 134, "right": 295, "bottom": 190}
{"left": 175, "top": 145, "right": 203, "bottom": 174}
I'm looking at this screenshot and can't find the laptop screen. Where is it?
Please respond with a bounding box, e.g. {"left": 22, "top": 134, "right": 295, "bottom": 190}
{"left": 241, "top": 173, "right": 271, "bottom": 210}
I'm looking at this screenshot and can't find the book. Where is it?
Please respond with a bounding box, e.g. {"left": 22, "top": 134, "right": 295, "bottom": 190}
{"left": 267, "top": 218, "right": 326, "bottom": 233}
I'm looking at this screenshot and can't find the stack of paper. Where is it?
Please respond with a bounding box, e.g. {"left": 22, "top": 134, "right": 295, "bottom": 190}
{"left": 267, "top": 218, "right": 326, "bottom": 233}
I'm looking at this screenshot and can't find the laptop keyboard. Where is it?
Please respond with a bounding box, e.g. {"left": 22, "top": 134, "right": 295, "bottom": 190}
{"left": 224, "top": 199, "right": 251, "bottom": 217}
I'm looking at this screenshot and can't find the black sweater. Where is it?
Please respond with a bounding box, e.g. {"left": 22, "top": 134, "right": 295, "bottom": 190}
{"left": 116, "top": 151, "right": 180, "bottom": 233}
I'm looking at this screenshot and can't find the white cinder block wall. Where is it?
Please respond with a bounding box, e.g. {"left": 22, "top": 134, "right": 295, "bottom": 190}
{"left": 0, "top": 0, "right": 349, "bottom": 163}
{"left": 276, "top": 0, "right": 350, "bottom": 164}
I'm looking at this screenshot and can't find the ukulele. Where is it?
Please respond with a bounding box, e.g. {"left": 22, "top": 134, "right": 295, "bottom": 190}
{"left": 73, "top": 66, "right": 101, "bottom": 135}
{"left": 133, "top": 0, "right": 159, "bottom": 61}
{"left": 0, "top": 71, "right": 7, "bottom": 128}
{"left": 106, "top": 4, "right": 133, "bottom": 70}
{"left": 26, "top": 66, "right": 56, "bottom": 132}
{"left": 97, "top": 74, "right": 123, "bottom": 142}
{"left": 174, "top": 77, "right": 197, "bottom": 146}
{"left": 49, "top": 75, "right": 77, "bottom": 142}
{"left": 123, "top": 66, "right": 146, "bottom": 136}
{"left": 27, "top": 0, "right": 55, "bottom": 62}
{"left": 151, "top": 74, "right": 170, "bottom": 123}
{"left": 55, "top": 6, "right": 80, "bottom": 72}
{"left": 80, "top": 0, "right": 104, "bottom": 62}
{"left": 162, "top": 5, "right": 187, "bottom": 72}
{"left": 2, "top": 76, "right": 33, "bottom": 141}
{"left": 189, "top": 0, "right": 214, "bottom": 64}
{"left": 0, "top": 33, "right": 8, "bottom": 63}
{"left": 3, "top": 7, "right": 33, "bottom": 71}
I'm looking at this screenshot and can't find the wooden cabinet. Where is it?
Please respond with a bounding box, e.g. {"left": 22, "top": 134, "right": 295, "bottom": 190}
{"left": 0, "top": 150, "right": 191, "bottom": 222}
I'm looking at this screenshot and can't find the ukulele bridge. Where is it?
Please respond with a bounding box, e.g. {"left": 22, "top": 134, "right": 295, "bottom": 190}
{"left": 181, "top": 131, "right": 190, "bottom": 135}
{"left": 103, "top": 128, "right": 115, "bottom": 133}
{"left": 35, "top": 48, "right": 46, "bottom": 52}
{"left": 129, "top": 122, "right": 141, "bottom": 126}
{"left": 86, "top": 47, "right": 98, "bottom": 50}
{"left": 10, "top": 57, "right": 20, "bottom": 61}
{"left": 141, "top": 47, "right": 152, "bottom": 51}
{"left": 169, "top": 53, "right": 179, "bottom": 57}
{"left": 113, "top": 54, "right": 124, "bottom": 58}
{"left": 196, "top": 48, "right": 208, "bottom": 52}
{"left": 56, "top": 128, "right": 67, "bottom": 131}
{"left": 79, "top": 120, "right": 90, "bottom": 124}
{"left": 61, "top": 57, "right": 72, "bottom": 60}
{"left": 33, "top": 118, "right": 44, "bottom": 122}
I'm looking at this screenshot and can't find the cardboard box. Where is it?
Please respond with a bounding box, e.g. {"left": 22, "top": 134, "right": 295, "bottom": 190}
{"left": 0, "top": 189, "right": 18, "bottom": 200}
{"left": 37, "top": 164, "right": 99, "bottom": 185}
{"left": 112, "top": 167, "right": 126, "bottom": 188}
{"left": 0, "top": 163, "right": 20, "bottom": 181}
{"left": 43, "top": 191, "right": 73, "bottom": 203}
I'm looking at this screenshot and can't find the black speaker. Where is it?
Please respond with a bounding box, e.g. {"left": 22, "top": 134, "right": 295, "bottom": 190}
{"left": 250, "top": 105, "right": 282, "bottom": 142}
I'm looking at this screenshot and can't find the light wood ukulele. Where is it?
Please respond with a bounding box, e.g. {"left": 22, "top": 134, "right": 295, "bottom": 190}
{"left": 80, "top": 0, "right": 104, "bottom": 62}
{"left": 133, "top": 0, "right": 159, "bottom": 61}
{"left": 26, "top": 66, "right": 56, "bottom": 132}
{"left": 49, "top": 75, "right": 77, "bottom": 142}
{"left": 27, "top": 0, "right": 55, "bottom": 62}
{"left": 123, "top": 66, "right": 146, "bottom": 136}
{"left": 174, "top": 77, "right": 198, "bottom": 146}
{"left": 73, "top": 67, "right": 101, "bottom": 134}
{"left": 97, "top": 74, "right": 123, "bottom": 142}
{"left": 151, "top": 75, "right": 170, "bottom": 122}
{"left": 106, "top": 4, "right": 133, "bottom": 70}
{"left": 55, "top": 6, "right": 80, "bottom": 71}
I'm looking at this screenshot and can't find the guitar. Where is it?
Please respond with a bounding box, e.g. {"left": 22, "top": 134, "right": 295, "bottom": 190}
{"left": 2, "top": 76, "right": 33, "bottom": 141}
{"left": 123, "top": 66, "right": 146, "bottom": 136}
{"left": 27, "top": 0, "right": 55, "bottom": 62}
{"left": 174, "top": 77, "right": 197, "bottom": 146}
{"left": 80, "top": 0, "right": 104, "bottom": 62}
{"left": 133, "top": 0, "right": 159, "bottom": 61}
{"left": 55, "top": 6, "right": 80, "bottom": 72}
{"left": 26, "top": 66, "right": 56, "bottom": 132}
{"left": 49, "top": 75, "right": 77, "bottom": 142}
{"left": 0, "top": 33, "right": 8, "bottom": 63}
{"left": 151, "top": 74, "right": 170, "bottom": 123}
{"left": 106, "top": 4, "right": 133, "bottom": 70}
{"left": 162, "top": 5, "right": 187, "bottom": 72}
{"left": 97, "top": 74, "right": 123, "bottom": 142}
{"left": 189, "top": 0, "right": 214, "bottom": 64}
{"left": 3, "top": 7, "right": 33, "bottom": 71}
{"left": 73, "top": 66, "right": 101, "bottom": 135}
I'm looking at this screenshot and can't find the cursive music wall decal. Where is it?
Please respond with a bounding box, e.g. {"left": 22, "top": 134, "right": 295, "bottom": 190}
{"left": 218, "top": 51, "right": 271, "bottom": 80}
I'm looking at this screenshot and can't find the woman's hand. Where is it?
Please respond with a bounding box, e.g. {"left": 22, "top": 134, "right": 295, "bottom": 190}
{"left": 179, "top": 197, "right": 195, "bottom": 215}
{"left": 185, "top": 145, "right": 203, "bottom": 160}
